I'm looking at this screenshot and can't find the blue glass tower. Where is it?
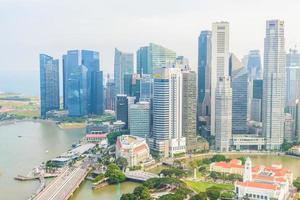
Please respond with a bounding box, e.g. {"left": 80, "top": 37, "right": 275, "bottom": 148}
{"left": 67, "top": 65, "right": 88, "bottom": 117}
{"left": 39, "top": 54, "right": 60, "bottom": 117}
{"left": 198, "top": 31, "right": 212, "bottom": 117}
{"left": 63, "top": 50, "right": 103, "bottom": 116}
{"left": 137, "top": 46, "right": 149, "bottom": 75}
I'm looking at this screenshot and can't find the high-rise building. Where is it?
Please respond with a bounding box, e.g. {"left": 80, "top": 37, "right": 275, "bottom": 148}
{"left": 114, "top": 48, "right": 134, "bottom": 95}
{"left": 262, "top": 20, "right": 286, "bottom": 150}
{"left": 215, "top": 76, "right": 232, "bottom": 152}
{"left": 152, "top": 68, "right": 186, "bottom": 158}
{"left": 63, "top": 50, "right": 103, "bottom": 115}
{"left": 284, "top": 113, "right": 294, "bottom": 143}
{"left": 229, "top": 53, "right": 243, "bottom": 77}
{"left": 173, "top": 56, "right": 190, "bottom": 70}
{"left": 148, "top": 43, "right": 176, "bottom": 74}
{"left": 182, "top": 70, "right": 199, "bottom": 153}
{"left": 116, "top": 94, "right": 129, "bottom": 129}
{"left": 251, "top": 79, "right": 263, "bottom": 122}
{"left": 105, "top": 74, "right": 115, "bottom": 111}
{"left": 247, "top": 50, "right": 262, "bottom": 80}
{"left": 286, "top": 48, "right": 300, "bottom": 104}
{"left": 232, "top": 68, "right": 248, "bottom": 134}
{"left": 129, "top": 101, "right": 150, "bottom": 138}
{"left": 39, "top": 54, "right": 60, "bottom": 117}
{"left": 211, "top": 22, "right": 230, "bottom": 136}
{"left": 137, "top": 46, "right": 149, "bottom": 75}
{"left": 67, "top": 65, "right": 88, "bottom": 117}
{"left": 198, "top": 30, "right": 212, "bottom": 132}
{"left": 140, "top": 74, "right": 152, "bottom": 102}
{"left": 124, "top": 74, "right": 141, "bottom": 102}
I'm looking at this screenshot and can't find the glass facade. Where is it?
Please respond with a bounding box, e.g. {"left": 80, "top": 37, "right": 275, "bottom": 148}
{"left": 63, "top": 50, "right": 103, "bottom": 116}
{"left": 40, "top": 54, "right": 60, "bottom": 117}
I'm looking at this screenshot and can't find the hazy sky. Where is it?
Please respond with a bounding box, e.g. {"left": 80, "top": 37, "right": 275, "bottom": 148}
{"left": 1, "top": 0, "right": 300, "bottom": 95}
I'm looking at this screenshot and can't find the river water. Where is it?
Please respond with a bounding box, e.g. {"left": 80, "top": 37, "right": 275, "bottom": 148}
{"left": 0, "top": 121, "right": 139, "bottom": 200}
{"left": 1, "top": 121, "right": 300, "bottom": 200}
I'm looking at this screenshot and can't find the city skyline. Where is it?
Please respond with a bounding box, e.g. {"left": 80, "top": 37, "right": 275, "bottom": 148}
{"left": 2, "top": 0, "right": 300, "bottom": 95}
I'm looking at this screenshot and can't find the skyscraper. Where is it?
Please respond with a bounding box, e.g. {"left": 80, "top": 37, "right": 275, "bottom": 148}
{"left": 105, "top": 74, "right": 115, "bottom": 111}
{"left": 67, "top": 65, "right": 88, "bottom": 117}
{"left": 148, "top": 43, "right": 176, "bottom": 74}
{"left": 286, "top": 48, "right": 300, "bottom": 104}
{"left": 39, "top": 54, "right": 59, "bottom": 117}
{"left": 114, "top": 48, "right": 134, "bottom": 95}
{"left": 137, "top": 46, "right": 149, "bottom": 75}
{"left": 124, "top": 73, "right": 141, "bottom": 102}
{"left": 247, "top": 50, "right": 262, "bottom": 80}
{"left": 116, "top": 94, "right": 129, "bottom": 129}
{"left": 215, "top": 76, "right": 232, "bottom": 152}
{"left": 63, "top": 50, "right": 103, "bottom": 116}
{"left": 81, "top": 50, "right": 103, "bottom": 115}
{"left": 262, "top": 20, "right": 286, "bottom": 150}
{"left": 182, "top": 70, "right": 198, "bottom": 153}
{"left": 140, "top": 74, "right": 152, "bottom": 102}
{"left": 232, "top": 68, "right": 248, "bottom": 134}
{"left": 211, "top": 22, "right": 230, "bottom": 136}
{"left": 251, "top": 79, "right": 263, "bottom": 122}
{"left": 129, "top": 101, "right": 150, "bottom": 138}
{"left": 152, "top": 68, "right": 186, "bottom": 158}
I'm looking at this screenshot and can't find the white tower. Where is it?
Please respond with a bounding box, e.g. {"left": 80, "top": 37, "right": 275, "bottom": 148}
{"left": 211, "top": 22, "right": 230, "bottom": 136}
{"left": 262, "top": 20, "right": 286, "bottom": 150}
{"left": 243, "top": 157, "right": 252, "bottom": 182}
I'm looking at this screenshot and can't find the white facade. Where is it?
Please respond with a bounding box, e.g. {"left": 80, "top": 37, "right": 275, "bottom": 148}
{"left": 215, "top": 76, "right": 232, "bottom": 152}
{"left": 129, "top": 101, "right": 150, "bottom": 138}
{"left": 211, "top": 22, "right": 230, "bottom": 136}
{"left": 262, "top": 20, "right": 286, "bottom": 150}
{"left": 116, "top": 135, "right": 152, "bottom": 167}
{"left": 152, "top": 68, "right": 186, "bottom": 157}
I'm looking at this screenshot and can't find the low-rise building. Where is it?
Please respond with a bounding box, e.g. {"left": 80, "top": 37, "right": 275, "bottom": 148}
{"left": 85, "top": 133, "right": 108, "bottom": 148}
{"left": 210, "top": 159, "right": 244, "bottom": 175}
{"left": 116, "top": 135, "right": 154, "bottom": 167}
{"left": 235, "top": 158, "right": 292, "bottom": 200}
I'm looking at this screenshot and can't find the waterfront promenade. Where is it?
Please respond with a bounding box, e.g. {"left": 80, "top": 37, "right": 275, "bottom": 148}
{"left": 33, "top": 161, "right": 90, "bottom": 200}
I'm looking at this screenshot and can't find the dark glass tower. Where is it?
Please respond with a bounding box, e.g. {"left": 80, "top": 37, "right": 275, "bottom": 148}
{"left": 39, "top": 54, "right": 60, "bottom": 117}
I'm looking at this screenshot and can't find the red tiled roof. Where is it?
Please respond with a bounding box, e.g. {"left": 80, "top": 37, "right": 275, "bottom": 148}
{"left": 86, "top": 133, "right": 108, "bottom": 139}
{"left": 214, "top": 161, "right": 244, "bottom": 169}
{"left": 237, "top": 181, "right": 279, "bottom": 191}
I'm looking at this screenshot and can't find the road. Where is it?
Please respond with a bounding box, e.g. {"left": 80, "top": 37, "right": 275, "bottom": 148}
{"left": 34, "top": 162, "right": 90, "bottom": 200}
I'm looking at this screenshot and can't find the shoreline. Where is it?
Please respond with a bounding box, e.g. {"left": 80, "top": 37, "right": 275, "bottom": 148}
{"left": 0, "top": 118, "right": 56, "bottom": 127}
{"left": 0, "top": 119, "right": 87, "bottom": 130}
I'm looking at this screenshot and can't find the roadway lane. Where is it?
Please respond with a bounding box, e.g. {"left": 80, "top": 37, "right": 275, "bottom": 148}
{"left": 34, "top": 164, "right": 89, "bottom": 200}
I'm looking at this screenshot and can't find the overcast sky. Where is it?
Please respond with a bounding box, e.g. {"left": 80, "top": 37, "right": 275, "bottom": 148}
{"left": 1, "top": 0, "right": 300, "bottom": 95}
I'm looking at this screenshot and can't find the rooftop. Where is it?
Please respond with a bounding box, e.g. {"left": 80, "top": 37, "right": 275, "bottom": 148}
{"left": 237, "top": 181, "right": 279, "bottom": 191}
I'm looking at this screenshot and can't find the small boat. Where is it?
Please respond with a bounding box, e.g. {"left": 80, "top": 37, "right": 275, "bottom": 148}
{"left": 18, "top": 135, "right": 22, "bottom": 138}
{"left": 45, "top": 150, "right": 49, "bottom": 153}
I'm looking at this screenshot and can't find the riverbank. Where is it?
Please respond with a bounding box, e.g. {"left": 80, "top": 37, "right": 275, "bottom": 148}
{"left": 57, "top": 122, "right": 86, "bottom": 129}
{"left": 0, "top": 118, "right": 55, "bottom": 127}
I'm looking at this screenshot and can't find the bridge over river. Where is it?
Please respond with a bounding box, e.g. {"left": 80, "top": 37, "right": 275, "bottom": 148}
{"left": 33, "top": 162, "right": 90, "bottom": 200}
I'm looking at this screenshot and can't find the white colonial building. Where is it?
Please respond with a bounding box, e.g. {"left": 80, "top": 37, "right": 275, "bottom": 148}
{"left": 235, "top": 158, "right": 291, "bottom": 200}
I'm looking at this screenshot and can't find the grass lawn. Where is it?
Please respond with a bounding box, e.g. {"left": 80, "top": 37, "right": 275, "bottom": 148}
{"left": 184, "top": 180, "right": 234, "bottom": 193}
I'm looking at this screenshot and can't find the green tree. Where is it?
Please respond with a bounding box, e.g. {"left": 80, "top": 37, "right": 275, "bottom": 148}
{"left": 133, "top": 186, "right": 151, "bottom": 200}
{"left": 116, "top": 157, "right": 128, "bottom": 171}
{"left": 210, "top": 155, "right": 227, "bottom": 162}
{"left": 293, "top": 177, "right": 300, "bottom": 191}
{"left": 105, "top": 163, "right": 126, "bottom": 184}
{"left": 206, "top": 186, "right": 221, "bottom": 200}
{"left": 281, "top": 140, "right": 293, "bottom": 152}
{"left": 121, "top": 193, "right": 136, "bottom": 200}
{"left": 237, "top": 157, "right": 246, "bottom": 165}
{"left": 190, "top": 193, "right": 207, "bottom": 200}
{"left": 220, "top": 191, "right": 234, "bottom": 200}
{"left": 160, "top": 167, "right": 187, "bottom": 178}
{"left": 107, "top": 131, "right": 124, "bottom": 145}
